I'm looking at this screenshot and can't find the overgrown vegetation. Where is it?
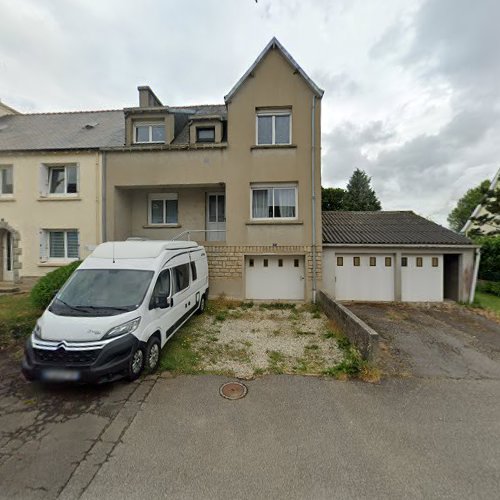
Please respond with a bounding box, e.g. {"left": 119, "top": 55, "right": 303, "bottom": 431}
{"left": 30, "top": 261, "right": 81, "bottom": 309}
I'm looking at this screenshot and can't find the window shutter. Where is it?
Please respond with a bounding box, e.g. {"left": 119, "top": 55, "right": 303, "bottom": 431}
{"left": 39, "top": 230, "right": 48, "bottom": 262}
{"left": 39, "top": 165, "right": 49, "bottom": 197}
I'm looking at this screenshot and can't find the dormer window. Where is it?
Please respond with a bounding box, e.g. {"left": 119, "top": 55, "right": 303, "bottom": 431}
{"left": 196, "top": 127, "right": 215, "bottom": 143}
{"left": 256, "top": 110, "right": 291, "bottom": 145}
{"left": 134, "top": 122, "right": 165, "bottom": 144}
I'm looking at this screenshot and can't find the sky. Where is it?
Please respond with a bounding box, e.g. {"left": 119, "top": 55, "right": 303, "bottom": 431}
{"left": 1, "top": 0, "right": 499, "bottom": 226}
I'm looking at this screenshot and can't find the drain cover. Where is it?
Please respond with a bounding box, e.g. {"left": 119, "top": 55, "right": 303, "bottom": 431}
{"left": 219, "top": 381, "right": 247, "bottom": 400}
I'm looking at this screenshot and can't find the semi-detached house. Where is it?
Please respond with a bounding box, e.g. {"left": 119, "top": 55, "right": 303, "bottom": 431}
{"left": 0, "top": 38, "right": 323, "bottom": 301}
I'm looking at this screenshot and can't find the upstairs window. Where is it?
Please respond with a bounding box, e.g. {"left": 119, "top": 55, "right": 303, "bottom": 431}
{"left": 256, "top": 110, "right": 291, "bottom": 145}
{"left": 251, "top": 185, "right": 297, "bottom": 219}
{"left": 134, "top": 122, "right": 165, "bottom": 143}
{"left": 148, "top": 193, "right": 178, "bottom": 225}
{"left": 0, "top": 165, "right": 13, "bottom": 195}
{"left": 48, "top": 165, "right": 78, "bottom": 195}
{"left": 196, "top": 127, "right": 215, "bottom": 143}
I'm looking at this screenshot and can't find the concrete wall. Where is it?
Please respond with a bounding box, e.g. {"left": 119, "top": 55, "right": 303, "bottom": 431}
{"left": 0, "top": 151, "right": 102, "bottom": 278}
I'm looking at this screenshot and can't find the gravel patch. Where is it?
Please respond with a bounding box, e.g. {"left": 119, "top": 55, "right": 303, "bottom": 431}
{"left": 191, "top": 305, "right": 344, "bottom": 378}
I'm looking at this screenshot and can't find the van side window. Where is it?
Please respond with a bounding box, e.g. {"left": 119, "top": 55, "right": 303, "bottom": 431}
{"left": 173, "top": 263, "right": 190, "bottom": 293}
{"left": 150, "top": 270, "right": 170, "bottom": 308}
{"left": 190, "top": 261, "right": 197, "bottom": 281}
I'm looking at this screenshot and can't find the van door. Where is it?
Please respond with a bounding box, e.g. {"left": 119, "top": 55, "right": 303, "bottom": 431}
{"left": 171, "top": 262, "right": 194, "bottom": 327}
{"left": 148, "top": 269, "right": 173, "bottom": 341}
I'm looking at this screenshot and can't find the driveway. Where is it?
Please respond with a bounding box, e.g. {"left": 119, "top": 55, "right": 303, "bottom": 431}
{"left": 346, "top": 302, "right": 500, "bottom": 379}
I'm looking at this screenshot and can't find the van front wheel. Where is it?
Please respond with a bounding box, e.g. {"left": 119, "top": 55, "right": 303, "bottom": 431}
{"left": 145, "top": 336, "right": 161, "bottom": 373}
{"left": 127, "top": 346, "right": 144, "bottom": 381}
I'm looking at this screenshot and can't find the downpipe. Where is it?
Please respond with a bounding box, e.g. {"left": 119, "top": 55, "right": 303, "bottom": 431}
{"left": 469, "top": 247, "right": 481, "bottom": 304}
{"left": 311, "top": 95, "right": 317, "bottom": 304}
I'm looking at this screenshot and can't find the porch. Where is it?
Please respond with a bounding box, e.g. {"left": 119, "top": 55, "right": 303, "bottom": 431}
{"left": 112, "top": 185, "right": 226, "bottom": 243}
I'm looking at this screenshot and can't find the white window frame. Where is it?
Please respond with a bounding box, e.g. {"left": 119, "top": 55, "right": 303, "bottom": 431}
{"left": 0, "top": 165, "right": 14, "bottom": 196}
{"left": 255, "top": 110, "right": 292, "bottom": 145}
{"left": 250, "top": 184, "right": 298, "bottom": 221}
{"left": 42, "top": 229, "right": 80, "bottom": 261}
{"left": 148, "top": 193, "right": 179, "bottom": 225}
{"left": 45, "top": 164, "right": 79, "bottom": 196}
{"left": 133, "top": 122, "right": 166, "bottom": 144}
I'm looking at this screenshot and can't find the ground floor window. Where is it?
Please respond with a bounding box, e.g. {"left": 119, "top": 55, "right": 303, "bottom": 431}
{"left": 148, "top": 193, "right": 178, "bottom": 225}
{"left": 42, "top": 230, "right": 79, "bottom": 260}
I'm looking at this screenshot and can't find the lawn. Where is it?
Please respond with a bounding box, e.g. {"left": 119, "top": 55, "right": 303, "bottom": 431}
{"left": 474, "top": 291, "right": 500, "bottom": 314}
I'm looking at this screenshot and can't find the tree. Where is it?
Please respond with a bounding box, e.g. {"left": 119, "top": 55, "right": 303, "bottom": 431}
{"left": 469, "top": 186, "right": 500, "bottom": 237}
{"left": 321, "top": 187, "right": 346, "bottom": 211}
{"left": 343, "top": 168, "right": 381, "bottom": 211}
{"left": 447, "top": 179, "right": 490, "bottom": 232}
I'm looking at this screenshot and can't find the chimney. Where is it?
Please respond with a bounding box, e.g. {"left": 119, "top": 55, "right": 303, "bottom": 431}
{"left": 138, "top": 86, "right": 163, "bottom": 108}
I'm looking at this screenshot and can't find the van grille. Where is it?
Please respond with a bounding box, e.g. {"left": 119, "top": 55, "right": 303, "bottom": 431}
{"left": 33, "top": 348, "right": 100, "bottom": 366}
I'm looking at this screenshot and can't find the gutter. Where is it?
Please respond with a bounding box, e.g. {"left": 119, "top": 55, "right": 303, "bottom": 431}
{"left": 311, "top": 95, "right": 317, "bottom": 303}
{"left": 469, "top": 247, "right": 481, "bottom": 304}
{"left": 322, "top": 243, "right": 479, "bottom": 249}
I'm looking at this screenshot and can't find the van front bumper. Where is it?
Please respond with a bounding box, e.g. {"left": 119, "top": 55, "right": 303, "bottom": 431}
{"left": 22, "top": 333, "right": 140, "bottom": 384}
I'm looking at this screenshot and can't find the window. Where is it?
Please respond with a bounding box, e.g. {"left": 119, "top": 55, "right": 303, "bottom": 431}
{"left": 134, "top": 122, "right": 165, "bottom": 143}
{"left": 190, "top": 261, "right": 197, "bottom": 281}
{"left": 385, "top": 257, "right": 392, "bottom": 267}
{"left": 45, "top": 230, "right": 79, "bottom": 260}
{"left": 48, "top": 165, "right": 78, "bottom": 195}
{"left": 149, "top": 193, "right": 178, "bottom": 225}
{"left": 370, "top": 257, "right": 376, "bottom": 267}
{"left": 256, "top": 111, "right": 291, "bottom": 145}
{"left": 337, "top": 256, "right": 343, "bottom": 266}
{"left": 251, "top": 185, "right": 297, "bottom": 219}
{"left": 353, "top": 257, "right": 360, "bottom": 267}
{"left": 249, "top": 258, "right": 254, "bottom": 267}
{"left": 150, "top": 270, "right": 171, "bottom": 309}
{"left": 416, "top": 257, "right": 423, "bottom": 267}
{"left": 196, "top": 127, "right": 215, "bottom": 143}
{"left": 173, "top": 264, "right": 190, "bottom": 293}
{"left": 432, "top": 257, "right": 439, "bottom": 268}
{"left": 278, "top": 259, "right": 283, "bottom": 267}
{"left": 294, "top": 259, "right": 299, "bottom": 268}
{"left": 0, "top": 165, "right": 13, "bottom": 195}
{"left": 402, "top": 257, "right": 408, "bottom": 267}
{"left": 263, "top": 259, "right": 268, "bottom": 267}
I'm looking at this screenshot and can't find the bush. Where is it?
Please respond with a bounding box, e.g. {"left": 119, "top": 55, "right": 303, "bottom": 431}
{"left": 477, "top": 280, "right": 500, "bottom": 297}
{"left": 476, "top": 236, "right": 500, "bottom": 282}
{"left": 30, "top": 261, "right": 81, "bottom": 309}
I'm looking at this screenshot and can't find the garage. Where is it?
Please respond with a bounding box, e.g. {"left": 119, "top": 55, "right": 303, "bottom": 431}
{"left": 322, "top": 211, "right": 479, "bottom": 303}
{"left": 245, "top": 255, "right": 305, "bottom": 300}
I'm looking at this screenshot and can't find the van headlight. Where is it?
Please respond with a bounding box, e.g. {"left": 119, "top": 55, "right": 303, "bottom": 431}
{"left": 103, "top": 317, "right": 141, "bottom": 339}
{"left": 32, "top": 323, "right": 42, "bottom": 339}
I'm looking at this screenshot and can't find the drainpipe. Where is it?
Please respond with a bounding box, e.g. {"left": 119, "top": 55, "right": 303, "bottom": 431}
{"left": 469, "top": 247, "right": 481, "bottom": 304}
{"left": 311, "top": 95, "right": 317, "bottom": 303}
{"left": 101, "top": 151, "right": 107, "bottom": 242}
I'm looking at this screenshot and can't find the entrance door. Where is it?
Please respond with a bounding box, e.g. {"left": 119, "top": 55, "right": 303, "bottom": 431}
{"left": 1, "top": 231, "right": 13, "bottom": 281}
{"left": 206, "top": 193, "right": 226, "bottom": 241}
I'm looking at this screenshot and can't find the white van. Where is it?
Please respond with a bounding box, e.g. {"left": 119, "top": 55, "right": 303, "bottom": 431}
{"left": 22, "top": 240, "right": 209, "bottom": 383}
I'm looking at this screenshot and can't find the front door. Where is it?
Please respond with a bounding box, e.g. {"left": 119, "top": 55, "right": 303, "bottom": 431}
{"left": 206, "top": 193, "right": 226, "bottom": 241}
{"left": 1, "top": 231, "right": 13, "bottom": 282}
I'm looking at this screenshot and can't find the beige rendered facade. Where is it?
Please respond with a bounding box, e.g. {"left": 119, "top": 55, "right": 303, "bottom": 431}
{"left": 104, "top": 39, "right": 323, "bottom": 300}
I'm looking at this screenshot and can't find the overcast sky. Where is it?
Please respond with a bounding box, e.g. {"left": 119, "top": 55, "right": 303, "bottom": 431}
{"left": 1, "top": 0, "right": 499, "bottom": 226}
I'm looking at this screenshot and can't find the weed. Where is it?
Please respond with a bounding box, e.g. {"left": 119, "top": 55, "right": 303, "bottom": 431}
{"left": 296, "top": 330, "right": 315, "bottom": 336}
{"left": 259, "top": 302, "right": 296, "bottom": 311}
{"left": 322, "top": 331, "right": 336, "bottom": 340}
{"left": 305, "top": 344, "right": 319, "bottom": 350}
{"left": 254, "top": 367, "right": 265, "bottom": 376}
{"left": 267, "top": 350, "right": 286, "bottom": 373}
{"left": 240, "top": 302, "right": 254, "bottom": 310}
{"left": 214, "top": 311, "right": 228, "bottom": 322}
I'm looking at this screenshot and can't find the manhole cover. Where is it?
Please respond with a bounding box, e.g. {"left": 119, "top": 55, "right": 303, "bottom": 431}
{"left": 219, "top": 381, "right": 247, "bottom": 400}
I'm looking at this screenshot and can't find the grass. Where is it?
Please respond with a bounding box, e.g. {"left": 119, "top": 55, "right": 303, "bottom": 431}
{"left": 0, "top": 294, "right": 42, "bottom": 351}
{"left": 473, "top": 291, "right": 500, "bottom": 314}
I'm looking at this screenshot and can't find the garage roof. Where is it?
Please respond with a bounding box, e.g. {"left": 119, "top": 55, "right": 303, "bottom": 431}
{"left": 322, "top": 211, "right": 474, "bottom": 246}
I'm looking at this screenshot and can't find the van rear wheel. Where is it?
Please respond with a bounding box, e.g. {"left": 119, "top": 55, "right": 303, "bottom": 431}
{"left": 127, "top": 346, "right": 144, "bottom": 381}
{"left": 145, "top": 336, "right": 161, "bottom": 373}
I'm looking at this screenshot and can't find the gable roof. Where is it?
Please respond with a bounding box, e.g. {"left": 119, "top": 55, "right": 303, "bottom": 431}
{"left": 461, "top": 167, "right": 500, "bottom": 233}
{"left": 0, "top": 110, "right": 125, "bottom": 151}
{"left": 322, "top": 211, "right": 473, "bottom": 246}
{"left": 224, "top": 37, "right": 324, "bottom": 103}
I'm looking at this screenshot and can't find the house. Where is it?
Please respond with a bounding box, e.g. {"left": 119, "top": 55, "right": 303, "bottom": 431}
{"left": 0, "top": 38, "right": 323, "bottom": 301}
{"left": 322, "top": 211, "right": 478, "bottom": 302}
{"left": 462, "top": 167, "right": 500, "bottom": 235}
{"left": 0, "top": 109, "right": 123, "bottom": 282}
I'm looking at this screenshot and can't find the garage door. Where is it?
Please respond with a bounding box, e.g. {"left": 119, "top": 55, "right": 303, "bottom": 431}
{"left": 245, "top": 256, "right": 305, "bottom": 300}
{"left": 401, "top": 255, "right": 443, "bottom": 301}
{"left": 335, "top": 254, "right": 395, "bottom": 301}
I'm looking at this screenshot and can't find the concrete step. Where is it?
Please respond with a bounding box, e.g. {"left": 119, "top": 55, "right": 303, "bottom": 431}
{"left": 0, "top": 282, "right": 20, "bottom": 294}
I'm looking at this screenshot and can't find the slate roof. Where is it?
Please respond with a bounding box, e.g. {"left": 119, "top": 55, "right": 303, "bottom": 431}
{"left": 0, "top": 110, "right": 125, "bottom": 151}
{"left": 322, "top": 211, "right": 474, "bottom": 246}
{"left": 171, "top": 104, "right": 227, "bottom": 145}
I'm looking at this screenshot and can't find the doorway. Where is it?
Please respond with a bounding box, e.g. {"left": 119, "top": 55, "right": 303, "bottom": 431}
{"left": 1, "top": 229, "right": 14, "bottom": 282}
{"left": 206, "top": 193, "right": 226, "bottom": 241}
{"left": 443, "top": 254, "right": 460, "bottom": 301}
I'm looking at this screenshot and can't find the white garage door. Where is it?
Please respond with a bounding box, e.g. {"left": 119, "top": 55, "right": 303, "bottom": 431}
{"left": 335, "top": 254, "right": 395, "bottom": 301}
{"left": 245, "top": 256, "right": 305, "bottom": 300}
{"left": 401, "top": 255, "right": 443, "bottom": 302}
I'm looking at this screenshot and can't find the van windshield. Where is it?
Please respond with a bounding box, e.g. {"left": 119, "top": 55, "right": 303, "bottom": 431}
{"left": 49, "top": 269, "right": 154, "bottom": 317}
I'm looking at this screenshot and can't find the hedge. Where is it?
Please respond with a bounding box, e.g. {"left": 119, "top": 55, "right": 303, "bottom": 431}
{"left": 30, "top": 261, "right": 81, "bottom": 309}
{"left": 476, "top": 236, "right": 500, "bottom": 282}
{"left": 476, "top": 280, "right": 500, "bottom": 297}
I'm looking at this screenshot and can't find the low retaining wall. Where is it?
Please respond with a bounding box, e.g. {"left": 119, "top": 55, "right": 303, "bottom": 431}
{"left": 318, "top": 290, "right": 379, "bottom": 361}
